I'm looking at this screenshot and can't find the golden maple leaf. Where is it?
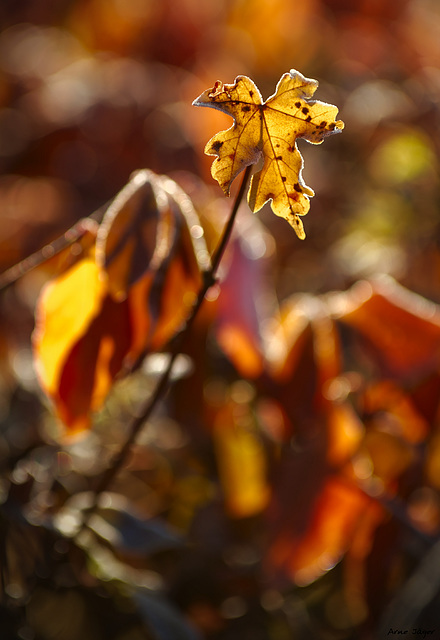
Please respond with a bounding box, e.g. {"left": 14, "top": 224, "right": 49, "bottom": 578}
{"left": 193, "top": 69, "right": 344, "bottom": 239}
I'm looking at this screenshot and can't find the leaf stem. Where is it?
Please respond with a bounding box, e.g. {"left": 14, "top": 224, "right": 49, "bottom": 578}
{"left": 76, "top": 164, "right": 253, "bottom": 536}
{"left": 211, "top": 164, "right": 253, "bottom": 274}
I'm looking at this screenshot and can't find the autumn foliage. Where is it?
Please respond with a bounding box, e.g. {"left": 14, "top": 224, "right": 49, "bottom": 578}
{"left": 1, "top": 2, "right": 440, "bottom": 640}
{"left": 193, "top": 70, "right": 344, "bottom": 238}
{"left": 33, "top": 170, "right": 207, "bottom": 432}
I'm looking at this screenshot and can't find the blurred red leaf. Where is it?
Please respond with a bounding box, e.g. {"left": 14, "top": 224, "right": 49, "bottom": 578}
{"left": 268, "top": 294, "right": 343, "bottom": 387}
{"left": 215, "top": 211, "right": 273, "bottom": 378}
{"left": 362, "top": 428, "right": 414, "bottom": 486}
{"left": 266, "top": 295, "right": 346, "bottom": 444}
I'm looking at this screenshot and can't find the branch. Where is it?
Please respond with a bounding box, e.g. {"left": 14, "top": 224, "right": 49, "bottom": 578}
{"left": 0, "top": 206, "right": 107, "bottom": 291}
{"left": 76, "top": 164, "right": 253, "bottom": 535}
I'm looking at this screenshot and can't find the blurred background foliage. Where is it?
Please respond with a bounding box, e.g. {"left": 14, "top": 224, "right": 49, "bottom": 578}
{"left": 1, "top": 0, "right": 440, "bottom": 639}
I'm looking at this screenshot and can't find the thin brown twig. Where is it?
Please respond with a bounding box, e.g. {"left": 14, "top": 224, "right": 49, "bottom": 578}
{"left": 0, "top": 206, "right": 107, "bottom": 291}
{"left": 76, "top": 164, "right": 253, "bottom": 535}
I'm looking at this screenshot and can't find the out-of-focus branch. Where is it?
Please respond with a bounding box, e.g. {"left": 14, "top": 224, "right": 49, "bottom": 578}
{"left": 76, "top": 164, "right": 253, "bottom": 535}
{"left": 0, "top": 206, "right": 107, "bottom": 291}
{"left": 379, "top": 535, "right": 440, "bottom": 634}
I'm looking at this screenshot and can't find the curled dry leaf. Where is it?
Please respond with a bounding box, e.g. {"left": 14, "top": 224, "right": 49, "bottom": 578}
{"left": 96, "top": 169, "right": 209, "bottom": 302}
{"left": 33, "top": 171, "right": 208, "bottom": 433}
{"left": 97, "top": 170, "right": 210, "bottom": 366}
{"left": 193, "top": 69, "right": 344, "bottom": 238}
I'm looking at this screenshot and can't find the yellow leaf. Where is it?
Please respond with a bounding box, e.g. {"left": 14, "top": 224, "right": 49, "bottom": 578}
{"left": 213, "top": 396, "right": 270, "bottom": 518}
{"left": 326, "top": 403, "right": 364, "bottom": 467}
{"left": 33, "top": 257, "right": 106, "bottom": 396}
{"left": 193, "top": 69, "right": 344, "bottom": 239}
{"left": 33, "top": 255, "right": 132, "bottom": 434}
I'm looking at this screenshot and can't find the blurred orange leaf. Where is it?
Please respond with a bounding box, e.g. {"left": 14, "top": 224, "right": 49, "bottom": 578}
{"left": 363, "top": 428, "right": 414, "bottom": 486}
{"left": 267, "top": 472, "right": 374, "bottom": 586}
{"left": 334, "top": 278, "right": 440, "bottom": 378}
{"left": 193, "top": 69, "right": 344, "bottom": 238}
{"left": 33, "top": 171, "right": 207, "bottom": 432}
{"left": 326, "top": 402, "right": 364, "bottom": 467}
{"left": 363, "top": 380, "right": 429, "bottom": 444}
{"left": 425, "top": 435, "right": 440, "bottom": 491}
{"left": 266, "top": 295, "right": 346, "bottom": 440}
{"left": 33, "top": 254, "right": 106, "bottom": 400}
{"left": 55, "top": 292, "right": 132, "bottom": 433}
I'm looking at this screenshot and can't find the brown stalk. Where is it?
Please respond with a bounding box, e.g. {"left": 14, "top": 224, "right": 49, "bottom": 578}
{"left": 76, "top": 164, "right": 253, "bottom": 535}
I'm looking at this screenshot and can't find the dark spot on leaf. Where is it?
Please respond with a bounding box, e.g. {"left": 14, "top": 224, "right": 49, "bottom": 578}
{"left": 328, "top": 122, "right": 336, "bottom": 130}
{"left": 306, "top": 115, "right": 312, "bottom": 122}
{"left": 320, "top": 121, "right": 327, "bottom": 128}
{"left": 276, "top": 155, "right": 282, "bottom": 160}
{"left": 302, "top": 107, "right": 309, "bottom": 114}
{"left": 266, "top": 192, "right": 274, "bottom": 200}
{"left": 288, "top": 145, "right": 295, "bottom": 152}
{"left": 282, "top": 176, "right": 287, "bottom": 182}
{"left": 249, "top": 90, "right": 254, "bottom": 97}
{"left": 295, "top": 102, "right": 301, "bottom": 108}
{"left": 293, "top": 183, "right": 302, "bottom": 192}
{"left": 211, "top": 141, "right": 223, "bottom": 153}
{"left": 228, "top": 153, "right": 235, "bottom": 160}
{"left": 242, "top": 105, "right": 251, "bottom": 112}
{"left": 288, "top": 192, "right": 299, "bottom": 202}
